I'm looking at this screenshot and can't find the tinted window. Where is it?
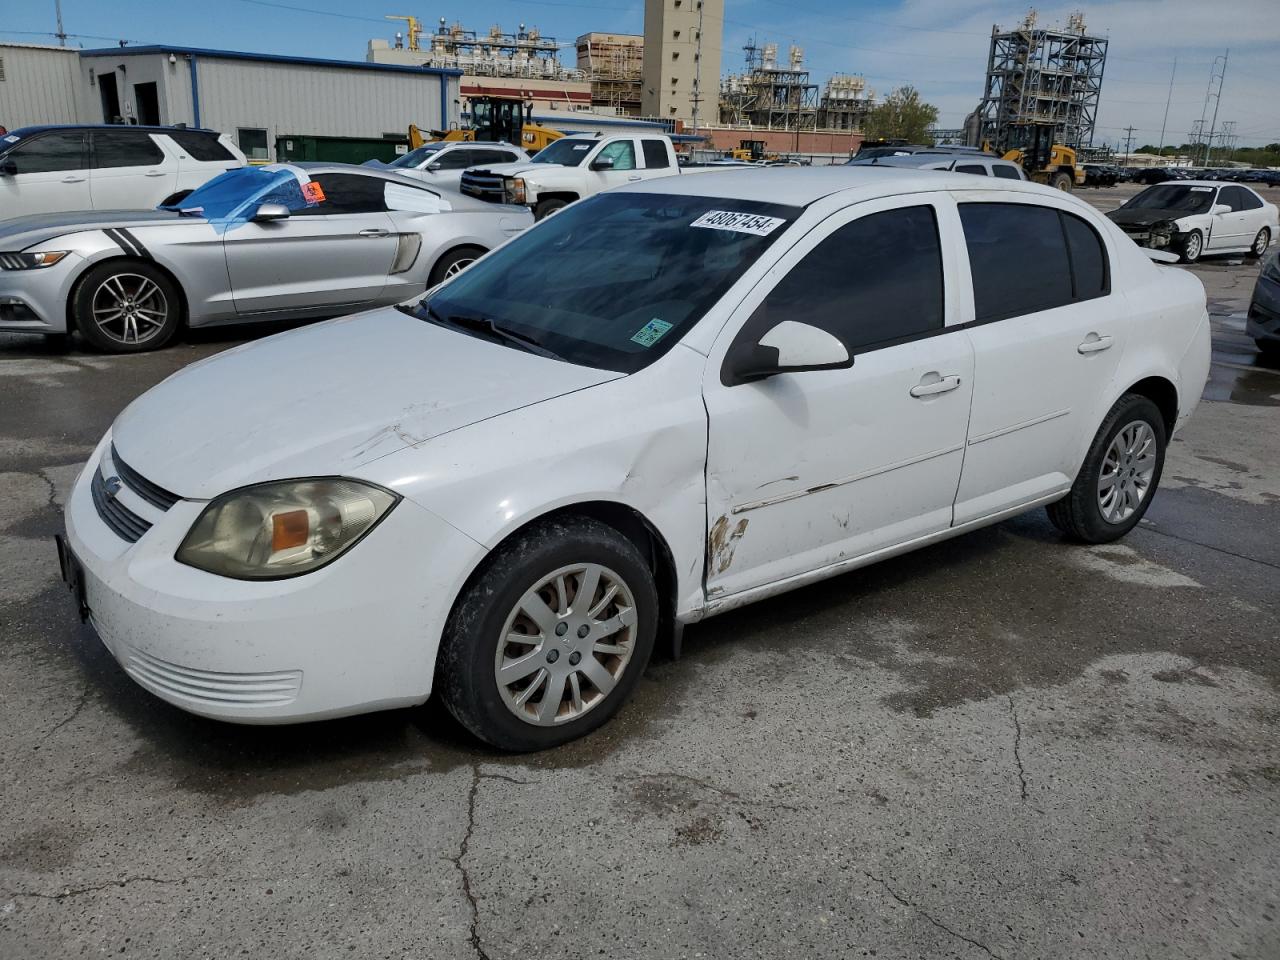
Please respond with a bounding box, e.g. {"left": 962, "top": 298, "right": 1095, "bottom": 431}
{"left": 1220, "top": 185, "right": 1261, "bottom": 211}
{"left": 1062, "top": 213, "right": 1108, "bottom": 301}
{"left": 168, "top": 130, "right": 236, "bottom": 162}
{"left": 992, "top": 164, "right": 1022, "bottom": 180}
{"left": 1123, "top": 184, "right": 1215, "bottom": 214}
{"left": 642, "top": 140, "right": 671, "bottom": 169}
{"left": 294, "top": 174, "right": 388, "bottom": 215}
{"left": 955, "top": 164, "right": 988, "bottom": 176}
{"left": 960, "top": 203, "right": 1072, "bottom": 322}
{"left": 432, "top": 149, "right": 480, "bottom": 170}
{"left": 596, "top": 140, "right": 636, "bottom": 171}
{"left": 1238, "top": 188, "right": 1263, "bottom": 210}
{"left": 5, "top": 132, "right": 86, "bottom": 173}
{"left": 753, "top": 206, "right": 944, "bottom": 353}
{"left": 92, "top": 130, "right": 164, "bottom": 168}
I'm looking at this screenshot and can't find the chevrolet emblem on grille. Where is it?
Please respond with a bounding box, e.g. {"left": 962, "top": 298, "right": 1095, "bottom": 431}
{"left": 103, "top": 475, "right": 123, "bottom": 500}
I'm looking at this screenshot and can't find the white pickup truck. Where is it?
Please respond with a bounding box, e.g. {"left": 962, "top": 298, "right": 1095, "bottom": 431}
{"left": 460, "top": 133, "right": 699, "bottom": 220}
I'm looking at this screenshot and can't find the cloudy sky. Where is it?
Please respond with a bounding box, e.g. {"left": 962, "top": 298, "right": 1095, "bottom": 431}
{"left": 4, "top": 0, "right": 1276, "bottom": 147}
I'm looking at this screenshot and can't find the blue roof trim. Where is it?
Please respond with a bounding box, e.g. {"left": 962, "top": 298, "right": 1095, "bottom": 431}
{"left": 78, "top": 45, "right": 463, "bottom": 78}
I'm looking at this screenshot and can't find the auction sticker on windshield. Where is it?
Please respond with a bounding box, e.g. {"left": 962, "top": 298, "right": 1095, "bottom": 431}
{"left": 1191, "top": 186, "right": 1214, "bottom": 192}
{"left": 691, "top": 210, "right": 786, "bottom": 236}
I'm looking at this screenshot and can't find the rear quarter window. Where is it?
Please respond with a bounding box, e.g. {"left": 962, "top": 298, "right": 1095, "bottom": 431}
{"left": 168, "top": 131, "right": 237, "bottom": 162}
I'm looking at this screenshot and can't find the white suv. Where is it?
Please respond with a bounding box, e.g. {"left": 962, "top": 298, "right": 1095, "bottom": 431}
{"left": 0, "top": 125, "right": 245, "bottom": 221}
{"left": 382, "top": 140, "right": 530, "bottom": 192}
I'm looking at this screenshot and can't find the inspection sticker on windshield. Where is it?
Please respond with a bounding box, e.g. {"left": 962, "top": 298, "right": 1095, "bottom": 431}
{"left": 631, "top": 318, "right": 673, "bottom": 347}
{"left": 691, "top": 210, "right": 786, "bottom": 236}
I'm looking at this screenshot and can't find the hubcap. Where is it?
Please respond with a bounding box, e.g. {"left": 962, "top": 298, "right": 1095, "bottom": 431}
{"left": 91, "top": 273, "right": 168, "bottom": 345}
{"left": 1187, "top": 235, "right": 1201, "bottom": 259}
{"left": 443, "top": 258, "right": 475, "bottom": 278}
{"left": 494, "top": 562, "right": 638, "bottom": 726}
{"left": 1097, "top": 420, "right": 1157, "bottom": 524}
{"left": 1256, "top": 231, "right": 1269, "bottom": 255}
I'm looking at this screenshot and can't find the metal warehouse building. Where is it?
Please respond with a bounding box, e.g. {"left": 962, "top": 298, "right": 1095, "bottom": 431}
{"left": 0, "top": 43, "right": 461, "bottom": 162}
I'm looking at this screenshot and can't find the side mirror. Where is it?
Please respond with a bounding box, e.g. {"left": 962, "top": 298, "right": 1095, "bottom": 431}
{"left": 724, "top": 320, "right": 852, "bottom": 386}
{"left": 590, "top": 156, "right": 616, "bottom": 171}
{"left": 1211, "top": 203, "right": 1231, "bottom": 216}
{"left": 252, "top": 202, "right": 291, "bottom": 222}
{"left": 0, "top": 158, "right": 16, "bottom": 176}
{"left": 425, "top": 161, "right": 441, "bottom": 172}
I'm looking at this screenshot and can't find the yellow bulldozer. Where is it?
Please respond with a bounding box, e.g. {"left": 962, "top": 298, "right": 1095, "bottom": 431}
{"left": 408, "top": 95, "right": 564, "bottom": 154}
{"left": 987, "top": 122, "right": 1085, "bottom": 191}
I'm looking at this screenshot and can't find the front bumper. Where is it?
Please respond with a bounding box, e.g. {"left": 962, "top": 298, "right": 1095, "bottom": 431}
{"left": 0, "top": 256, "right": 82, "bottom": 334}
{"left": 63, "top": 434, "right": 483, "bottom": 723}
{"left": 1246, "top": 273, "right": 1280, "bottom": 344}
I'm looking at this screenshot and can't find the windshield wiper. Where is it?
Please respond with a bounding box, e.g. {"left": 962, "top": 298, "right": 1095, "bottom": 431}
{"left": 400, "top": 301, "right": 563, "bottom": 361}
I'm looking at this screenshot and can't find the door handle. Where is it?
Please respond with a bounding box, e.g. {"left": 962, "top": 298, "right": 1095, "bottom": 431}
{"left": 627, "top": 175, "right": 642, "bottom": 181}
{"left": 910, "top": 374, "right": 962, "bottom": 398}
{"left": 61, "top": 176, "right": 86, "bottom": 184}
{"left": 144, "top": 170, "right": 166, "bottom": 177}
{"left": 1077, "top": 334, "right": 1114, "bottom": 354}
{"left": 358, "top": 228, "right": 390, "bottom": 238}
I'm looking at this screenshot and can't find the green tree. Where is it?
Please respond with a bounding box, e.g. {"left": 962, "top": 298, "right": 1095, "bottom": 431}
{"left": 863, "top": 86, "right": 940, "bottom": 144}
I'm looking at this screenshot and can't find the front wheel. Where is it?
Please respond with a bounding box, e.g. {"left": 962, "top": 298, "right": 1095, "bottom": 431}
{"left": 1046, "top": 393, "right": 1167, "bottom": 543}
{"left": 1247, "top": 227, "right": 1270, "bottom": 259}
{"left": 1050, "top": 171, "right": 1073, "bottom": 191}
{"left": 1179, "top": 230, "right": 1203, "bottom": 264}
{"left": 71, "top": 261, "right": 181, "bottom": 353}
{"left": 534, "top": 198, "right": 569, "bottom": 220}
{"left": 436, "top": 517, "right": 659, "bottom": 751}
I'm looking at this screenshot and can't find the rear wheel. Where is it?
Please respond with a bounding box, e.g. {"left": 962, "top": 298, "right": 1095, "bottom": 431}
{"left": 1179, "top": 230, "right": 1204, "bottom": 264}
{"left": 436, "top": 517, "right": 658, "bottom": 751}
{"left": 1047, "top": 393, "right": 1166, "bottom": 544}
{"left": 1050, "top": 171, "right": 1073, "bottom": 191}
{"left": 71, "top": 261, "right": 181, "bottom": 353}
{"left": 534, "top": 198, "right": 569, "bottom": 220}
{"left": 428, "top": 246, "right": 486, "bottom": 286}
{"left": 1247, "top": 227, "right": 1270, "bottom": 259}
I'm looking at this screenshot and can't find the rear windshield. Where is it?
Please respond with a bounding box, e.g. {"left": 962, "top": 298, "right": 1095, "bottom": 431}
{"left": 1123, "top": 184, "right": 1216, "bottom": 214}
{"left": 423, "top": 192, "right": 801, "bottom": 373}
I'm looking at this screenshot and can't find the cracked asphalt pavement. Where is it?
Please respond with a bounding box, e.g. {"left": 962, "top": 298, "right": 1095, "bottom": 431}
{"left": 2, "top": 184, "right": 1278, "bottom": 958}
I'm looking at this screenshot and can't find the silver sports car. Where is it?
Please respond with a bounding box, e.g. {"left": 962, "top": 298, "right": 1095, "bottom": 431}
{"left": 0, "top": 162, "right": 532, "bottom": 352}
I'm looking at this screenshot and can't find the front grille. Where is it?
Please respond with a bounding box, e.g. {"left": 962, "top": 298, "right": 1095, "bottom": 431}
{"left": 459, "top": 169, "right": 507, "bottom": 203}
{"left": 111, "top": 444, "right": 180, "bottom": 511}
{"left": 91, "top": 467, "right": 152, "bottom": 542}
{"left": 125, "top": 647, "right": 302, "bottom": 707}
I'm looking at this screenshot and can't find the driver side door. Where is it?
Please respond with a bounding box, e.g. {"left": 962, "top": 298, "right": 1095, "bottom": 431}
{"left": 0, "top": 131, "right": 90, "bottom": 217}
{"left": 589, "top": 139, "right": 642, "bottom": 192}
{"left": 701, "top": 195, "right": 975, "bottom": 598}
{"left": 224, "top": 173, "right": 398, "bottom": 315}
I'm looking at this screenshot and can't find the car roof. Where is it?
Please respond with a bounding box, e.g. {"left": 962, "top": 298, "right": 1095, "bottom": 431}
{"left": 1147, "top": 180, "right": 1226, "bottom": 188}
{"left": 622, "top": 165, "right": 1058, "bottom": 207}
{"left": 6, "top": 123, "right": 220, "bottom": 137}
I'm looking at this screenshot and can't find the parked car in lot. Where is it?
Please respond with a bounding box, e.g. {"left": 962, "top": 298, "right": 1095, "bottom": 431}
{"left": 1247, "top": 249, "right": 1280, "bottom": 356}
{"left": 850, "top": 152, "right": 1027, "bottom": 180}
{"left": 0, "top": 162, "right": 530, "bottom": 351}
{"left": 0, "top": 124, "right": 245, "bottom": 220}
{"left": 373, "top": 140, "right": 530, "bottom": 192}
{"left": 58, "top": 168, "right": 1210, "bottom": 750}
{"left": 1106, "top": 181, "right": 1278, "bottom": 262}
{"left": 1082, "top": 163, "right": 1119, "bottom": 187}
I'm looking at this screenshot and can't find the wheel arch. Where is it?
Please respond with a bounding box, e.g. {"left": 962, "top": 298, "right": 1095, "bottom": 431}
{"left": 66, "top": 253, "right": 190, "bottom": 334}
{"left": 429, "top": 241, "right": 488, "bottom": 278}
{"left": 1123, "top": 375, "right": 1178, "bottom": 436}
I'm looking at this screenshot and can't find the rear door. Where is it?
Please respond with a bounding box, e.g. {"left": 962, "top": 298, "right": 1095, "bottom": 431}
{"left": 954, "top": 198, "right": 1123, "bottom": 523}
{"left": 89, "top": 130, "right": 177, "bottom": 209}
{"left": 224, "top": 172, "right": 398, "bottom": 314}
{"left": 0, "top": 131, "right": 90, "bottom": 217}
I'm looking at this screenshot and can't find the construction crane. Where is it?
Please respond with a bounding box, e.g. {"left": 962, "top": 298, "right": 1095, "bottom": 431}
{"left": 385, "top": 14, "right": 423, "bottom": 51}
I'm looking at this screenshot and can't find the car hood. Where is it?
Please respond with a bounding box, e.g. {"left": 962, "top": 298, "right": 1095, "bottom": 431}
{"left": 0, "top": 209, "right": 189, "bottom": 250}
{"left": 110, "top": 308, "right": 622, "bottom": 500}
{"left": 470, "top": 161, "right": 565, "bottom": 179}
{"left": 1106, "top": 208, "right": 1198, "bottom": 228}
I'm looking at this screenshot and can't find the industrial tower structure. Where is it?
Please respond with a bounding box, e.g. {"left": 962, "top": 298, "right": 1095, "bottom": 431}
{"left": 976, "top": 10, "right": 1107, "bottom": 150}
{"left": 642, "top": 0, "right": 724, "bottom": 127}
{"left": 719, "top": 41, "right": 820, "bottom": 131}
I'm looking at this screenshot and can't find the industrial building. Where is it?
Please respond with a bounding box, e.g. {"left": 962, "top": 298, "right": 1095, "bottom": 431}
{"left": 975, "top": 11, "right": 1108, "bottom": 150}
{"left": 0, "top": 42, "right": 460, "bottom": 162}
{"left": 576, "top": 32, "right": 644, "bottom": 116}
{"left": 367, "top": 18, "right": 593, "bottom": 114}
{"left": 641, "top": 0, "right": 724, "bottom": 128}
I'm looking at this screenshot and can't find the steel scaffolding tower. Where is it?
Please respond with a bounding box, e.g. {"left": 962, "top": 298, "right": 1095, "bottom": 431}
{"left": 977, "top": 11, "right": 1107, "bottom": 150}
{"left": 719, "top": 41, "right": 819, "bottom": 131}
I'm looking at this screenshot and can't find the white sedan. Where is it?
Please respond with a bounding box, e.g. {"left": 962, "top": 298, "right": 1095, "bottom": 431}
{"left": 1106, "top": 180, "right": 1278, "bottom": 263}
{"left": 59, "top": 168, "right": 1211, "bottom": 751}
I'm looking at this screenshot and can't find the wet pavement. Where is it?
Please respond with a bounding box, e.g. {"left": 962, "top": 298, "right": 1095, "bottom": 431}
{"left": 2, "top": 193, "right": 1278, "bottom": 959}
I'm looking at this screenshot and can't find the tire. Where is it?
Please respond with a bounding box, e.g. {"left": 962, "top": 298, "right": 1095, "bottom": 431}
{"left": 1050, "top": 171, "right": 1073, "bottom": 192}
{"left": 1247, "top": 227, "right": 1270, "bottom": 259}
{"left": 158, "top": 189, "right": 193, "bottom": 207}
{"left": 1046, "top": 393, "right": 1167, "bottom": 544}
{"left": 436, "top": 516, "right": 659, "bottom": 752}
{"left": 71, "top": 260, "right": 181, "bottom": 353}
{"left": 534, "top": 198, "right": 569, "bottom": 220}
{"left": 428, "top": 246, "right": 485, "bottom": 286}
{"left": 1179, "top": 230, "right": 1203, "bottom": 264}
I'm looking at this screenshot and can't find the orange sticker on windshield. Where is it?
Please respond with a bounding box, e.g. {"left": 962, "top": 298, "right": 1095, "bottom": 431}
{"left": 302, "top": 181, "right": 326, "bottom": 204}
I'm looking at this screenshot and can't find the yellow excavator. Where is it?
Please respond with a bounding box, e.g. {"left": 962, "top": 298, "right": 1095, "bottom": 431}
{"left": 986, "top": 122, "right": 1084, "bottom": 191}
{"left": 409, "top": 95, "right": 564, "bottom": 154}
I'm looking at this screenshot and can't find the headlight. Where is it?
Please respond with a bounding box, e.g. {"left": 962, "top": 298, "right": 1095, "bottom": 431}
{"left": 176, "top": 478, "right": 399, "bottom": 580}
{"left": 0, "top": 250, "right": 71, "bottom": 270}
{"left": 505, "top": 178, "right": 526, "bottom": 205}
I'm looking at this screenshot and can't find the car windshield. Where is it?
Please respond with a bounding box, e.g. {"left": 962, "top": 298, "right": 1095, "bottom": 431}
{"left": 161, "top": 166, "right": 318, "bottom": 226}
{"left": 529, "top": 139, "right": 595, "bottom": 166}
{"left": 1123, "top": 184, "right": 1216, "bottom": 214}
{"left": 422, "top": 192, "right": 800, "bottom": 373}
{"left": 390, "top": 144, "right": 444, "bottom": 169}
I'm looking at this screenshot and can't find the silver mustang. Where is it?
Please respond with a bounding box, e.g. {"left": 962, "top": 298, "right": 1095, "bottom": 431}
{"left": 0, "top": 162, "right": 532, "bottom": 352}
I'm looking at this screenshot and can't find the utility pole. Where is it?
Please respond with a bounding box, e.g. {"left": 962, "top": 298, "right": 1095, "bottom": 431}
{"left": 1122, "top": 125, "right": 1137, "bottom": 165}
{"left": 691, "top": 0, "right": 705, "bottom": 135}
{"left": 54, "top": 0, "right": 68, "bottom": 46}
{"left": 1204, "top": 49, "right": 1227, "bottom": 167}
{"left": 1157, "top": 57, "right": 1176, "bottom": 158}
